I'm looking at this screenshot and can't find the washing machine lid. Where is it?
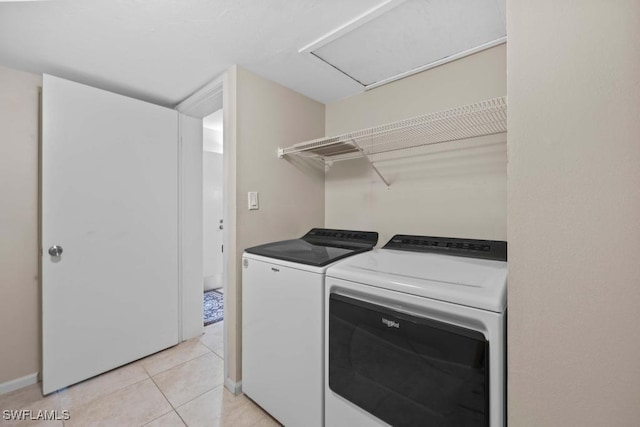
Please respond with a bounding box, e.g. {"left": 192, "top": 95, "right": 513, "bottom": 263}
{"left": 327, "top": 235, "right": 507, "bottom": 313}
{"left": 244, "top": 228, "right": 378, "bottom": 267}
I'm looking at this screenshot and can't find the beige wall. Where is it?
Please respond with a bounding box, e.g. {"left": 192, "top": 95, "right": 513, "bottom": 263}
{"left": 226, "top": 66, "right": 325, "bottom": 384}
{"left": 0, "top": 66, "right": 42, "bottom": 384}
{"left": 507, "top": 1, "right": 640, "bottom": 425}
{"left": 325, "top": 45, "right": 507, "bottom": 245}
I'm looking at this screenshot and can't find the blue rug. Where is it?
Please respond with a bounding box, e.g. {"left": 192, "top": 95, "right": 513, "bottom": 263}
{"left": 204, "top": 290, "right": 224, "bottom": 326}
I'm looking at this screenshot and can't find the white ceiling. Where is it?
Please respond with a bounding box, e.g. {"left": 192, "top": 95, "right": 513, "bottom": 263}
{"left": 0, "top": 0, "right": 505, "bottom": 107}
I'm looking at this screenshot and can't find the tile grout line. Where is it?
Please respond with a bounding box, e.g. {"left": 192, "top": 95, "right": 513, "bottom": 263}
{"left": 167, "top": 327, "right": 225, "bottom": 422}
{"left": 13, "top": 332, "right": 221, "bottom": 427}
{"left": 139, "top": 362, "right": 177, "bottom": 422}
{"left": 199, "top": 339, "right": 224, "bottom": 356}
{"left": 58, "top": 329, "right": 223, "bottom": 427}
{"left": 60, "top": 373, "right": 151, "bottom": 425}
{"left": 145, "top": 345, "right": 218, "bottom": 379}
{"left": 199, "top": 324, "right": 225, "bottom": 355}
{"left": 145, "top": 346, "right": 224, "bottom": 426}
{"left": 146, "top": 376, "right": 227, "bottom": 426}
{"left": 145, "top": 371, "right": 186, "bottom": 426}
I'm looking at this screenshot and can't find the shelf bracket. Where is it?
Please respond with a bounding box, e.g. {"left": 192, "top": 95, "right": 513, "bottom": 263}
{"left": 350, "top": 139, "right": 391, "bottom": 189}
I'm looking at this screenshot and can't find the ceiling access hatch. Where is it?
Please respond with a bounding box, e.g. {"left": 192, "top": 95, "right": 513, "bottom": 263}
{"left": 301, "top": 0, "right": 506, "bottom": 89}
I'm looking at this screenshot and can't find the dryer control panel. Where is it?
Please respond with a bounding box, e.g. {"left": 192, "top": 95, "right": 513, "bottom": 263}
{"left": 383, "top": 235, "right": 507, "bottom": 261}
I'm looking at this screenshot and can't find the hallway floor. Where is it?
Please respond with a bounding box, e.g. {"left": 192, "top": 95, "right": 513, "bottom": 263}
{"left": 0, "top": 322, "right": 279, "bottom": 426}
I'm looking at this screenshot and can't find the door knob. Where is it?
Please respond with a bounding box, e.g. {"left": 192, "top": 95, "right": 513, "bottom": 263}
{"left": 48, "top": 245, "right": 63, "bottom": 256}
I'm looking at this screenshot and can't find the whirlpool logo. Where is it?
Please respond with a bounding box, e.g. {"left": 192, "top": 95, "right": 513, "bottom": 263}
{"left": 382, "top": 318, "right": 400, "bottom": 328}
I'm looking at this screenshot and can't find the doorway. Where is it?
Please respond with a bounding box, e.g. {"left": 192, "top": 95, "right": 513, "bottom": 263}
{"left": 175, "top": 73, "right": 237, "bottom": 393}
{"left": 203, "top": 108, "right": 224, "bottom": 327}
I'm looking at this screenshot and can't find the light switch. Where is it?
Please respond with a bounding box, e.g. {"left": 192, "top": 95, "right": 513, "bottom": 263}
{"left": 248, "top": 191, "right": 259, "bottom": 210}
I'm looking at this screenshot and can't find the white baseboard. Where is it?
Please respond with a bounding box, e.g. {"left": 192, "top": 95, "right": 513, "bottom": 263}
{"left": 224, "top": 377, "right": 242, "bottom": 395}
{"left": 0, "top": 372, "right": 39, "bottom": 395}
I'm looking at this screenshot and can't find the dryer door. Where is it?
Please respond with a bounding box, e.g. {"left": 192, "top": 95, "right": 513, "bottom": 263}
{"left": 329, "top": 293, "right": 489, "bottom": 427}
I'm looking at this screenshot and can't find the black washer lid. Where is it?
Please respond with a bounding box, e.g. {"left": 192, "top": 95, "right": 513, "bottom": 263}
{"left": 383, "top": 234, "right": 507, "bottom": 262}
{"left": 244, "top": 228, "right": 379, "bottom": 267}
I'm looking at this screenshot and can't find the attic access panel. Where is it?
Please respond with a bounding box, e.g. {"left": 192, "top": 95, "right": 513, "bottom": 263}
{"left": 310, "top": 0, "right": 506, "bottom": 87}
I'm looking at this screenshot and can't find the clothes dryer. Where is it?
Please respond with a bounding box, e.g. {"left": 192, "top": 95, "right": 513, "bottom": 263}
{"left": 325, "top": 235, "right": 507, "bottom": 427}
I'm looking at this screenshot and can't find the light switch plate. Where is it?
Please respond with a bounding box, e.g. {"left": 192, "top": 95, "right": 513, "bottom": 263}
{"left": 248, "top": 191, "right": 259, "bottom": 210}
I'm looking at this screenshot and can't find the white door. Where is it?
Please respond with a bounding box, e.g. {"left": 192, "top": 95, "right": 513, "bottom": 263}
{"left": 42, "top": 75, "right": 179, "bottom": 394}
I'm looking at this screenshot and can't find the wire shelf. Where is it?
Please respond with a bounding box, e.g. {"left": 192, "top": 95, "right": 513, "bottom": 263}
{"left": 277, "top": 96, "right": 507, "bottom": 187}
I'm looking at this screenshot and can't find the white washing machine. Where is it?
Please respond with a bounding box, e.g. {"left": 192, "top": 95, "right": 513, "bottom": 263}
{"left": 325, "top": 235, "right": 507, "bottom": 427}
{"left": 242, "top": 228, "right": 378, "bottom": 427}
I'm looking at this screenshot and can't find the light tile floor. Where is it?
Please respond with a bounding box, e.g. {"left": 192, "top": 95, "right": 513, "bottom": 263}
{"left": 0, "top": 322, "right": 280, "bottom": 427}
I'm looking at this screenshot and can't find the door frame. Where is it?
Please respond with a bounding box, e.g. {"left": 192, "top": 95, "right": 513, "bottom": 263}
{"left": 175, "top": 71, "right": 239, "bottom": 394}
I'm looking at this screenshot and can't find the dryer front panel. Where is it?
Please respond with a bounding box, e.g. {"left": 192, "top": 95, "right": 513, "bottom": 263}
{"left": 325, "top": 278, "right": 505, "bottom": 427}
{"left": 329, "top": 293, "right": 488, "bottom": 426}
